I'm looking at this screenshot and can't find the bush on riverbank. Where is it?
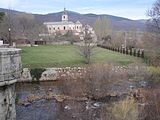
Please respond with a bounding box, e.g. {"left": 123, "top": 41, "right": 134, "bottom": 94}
{"left": 30, "top": 68, "right": 46, "bottom": 81}
{"left": 112, "top": 97, "right": 139, "bottom": 120}
{"left": 147, "top": 66, "right": 160, "bottom": 82}
{"left": 58, "top": 63, "right": 151, "bottom": 99}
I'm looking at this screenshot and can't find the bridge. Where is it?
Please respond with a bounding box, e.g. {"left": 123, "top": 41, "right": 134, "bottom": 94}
{"left": 0, "top": 48, "right": 21, "bottom": 120}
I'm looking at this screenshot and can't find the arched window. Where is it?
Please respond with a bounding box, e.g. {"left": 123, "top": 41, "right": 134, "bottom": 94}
{"left": 77, "top": 26, "right": 78, "bottom": 29}
{"left": 64, "top": 26, "right": 66, "bottom": 30}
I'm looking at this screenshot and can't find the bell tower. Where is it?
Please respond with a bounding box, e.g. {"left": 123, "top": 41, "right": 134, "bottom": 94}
{"left": 62, "top": 8, "right": 68, "bottom": 21}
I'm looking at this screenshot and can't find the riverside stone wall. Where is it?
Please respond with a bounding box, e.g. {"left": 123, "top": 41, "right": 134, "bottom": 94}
{"left": 20, "top": 67, "right": 86, "bottom": 82}
{"left": 20, "top": 65, "right": 147, "bottom": 82}
{"left": 0, "top": 48, "right": 22, "bottom": 120}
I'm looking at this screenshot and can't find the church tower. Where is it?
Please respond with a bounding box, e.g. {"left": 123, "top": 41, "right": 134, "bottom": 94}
{"left": 62, "top": 8, "right": 68, "bottom": 22}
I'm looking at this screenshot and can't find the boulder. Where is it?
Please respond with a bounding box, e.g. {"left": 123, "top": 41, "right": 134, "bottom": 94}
{"left": 20, "top": 68, "right": 32, "bottom": 82}
{"left": 39, "top": 68, "right": 58, "bottom": 81}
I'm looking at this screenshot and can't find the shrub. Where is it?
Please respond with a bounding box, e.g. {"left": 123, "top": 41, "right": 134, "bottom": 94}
{"left": 126, "top": 48, "right": 129, "bottom": 54}
{"left": 139, "top": 89, "right": 160, "bottom": 120}
{"left": 147, "top": 66, "right": 160, "bottom": 82}
{"left": 112, "top": 97, "right": 139, "bottom": 120}
{"left": 141, "top": 50, "right": 144, "bottom": 58}
{"left": 85, "top": 63, "right": 115, "bottom": 99}
{"left": 137, "top": 50, "right": 140, "bottom": 57}
{"left": 133, "top": 49, "right": 136, "bottom": 56}
{"left": 130, "top": 48, "right": 133, "bottom": 55}
{"left": 30, "top": 68, "right": 46, "bottom": 81}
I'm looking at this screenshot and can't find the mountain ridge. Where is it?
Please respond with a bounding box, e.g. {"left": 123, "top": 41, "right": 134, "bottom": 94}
{"left": 0, "top": 8, "right": 147, "bottom": 31}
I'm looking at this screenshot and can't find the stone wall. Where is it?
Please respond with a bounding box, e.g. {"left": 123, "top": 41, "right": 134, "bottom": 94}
{"left": 0, "top": 44, "right": 9, "bottom": 48}
{"left": 20, "top": 67, "right": 86, "bottom": 82}
{"left": 0, "top": 48, "right": 22, "bottom": 120}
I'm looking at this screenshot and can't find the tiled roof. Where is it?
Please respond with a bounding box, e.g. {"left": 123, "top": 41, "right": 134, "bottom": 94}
{"left": 44, "top": 21, "right": 75, "bottom": 25}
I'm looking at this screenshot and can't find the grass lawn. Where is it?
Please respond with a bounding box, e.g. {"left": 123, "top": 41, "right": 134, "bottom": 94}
{"left": 19, "top": 45, "right": 143, "bottom": 68}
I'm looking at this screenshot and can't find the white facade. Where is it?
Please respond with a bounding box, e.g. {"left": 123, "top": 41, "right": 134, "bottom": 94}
{"left": 0, "top": 40, "right": 3, "bottom": 45}
{"left": 44, "top": 8, "right": 83, "bottom": 35}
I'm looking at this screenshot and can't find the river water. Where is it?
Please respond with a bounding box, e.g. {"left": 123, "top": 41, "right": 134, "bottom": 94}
{"left": 15, "top": 81, "right": 118, "bottom": 120}
{"left": 15, "top": 80, "right": 149, "bottom": 120}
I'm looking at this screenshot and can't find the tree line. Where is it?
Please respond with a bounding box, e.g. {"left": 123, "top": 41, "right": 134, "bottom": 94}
{"left": 93, "top": 0, "right": 160, "bottom": 67}
{"left": 0, "top": 11, "right": 46, "bottom": 44}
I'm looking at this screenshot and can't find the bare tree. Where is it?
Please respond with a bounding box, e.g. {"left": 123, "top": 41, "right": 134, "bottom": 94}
{"left": 78, "top": 26, "right": 95, "bottom": 64}
{"left": 16, "top": 13, "right": 44, "bottom": 42}
{"left": 64, "top": 30, "right": 78, "bottom": 44}
{"left": 0, "top": 11, "right": 48, "bottom": 46}
{"left": 147, "top": 0, "right": 160, "bottom": 44}
{"left": 110, "top": 31, "right": 124, "bottom": 48}
{"left": 0, "top": 12, "right": 16, "bottom": 44}
{"left": 93, "top": 16, "right": 112, "bottom": 41}
{"left": 17, "top": 13, "right": 35, "bottom": 37}
{"left": 145, "top": 0, "right": 160, "bottom": 66}
{"left": 148, "top": 0, "right": 160, "bottom": 33}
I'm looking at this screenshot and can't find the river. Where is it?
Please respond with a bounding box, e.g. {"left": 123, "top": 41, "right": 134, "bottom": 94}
{"left": 15, "top": 80, "right": 149, "bottom": 120}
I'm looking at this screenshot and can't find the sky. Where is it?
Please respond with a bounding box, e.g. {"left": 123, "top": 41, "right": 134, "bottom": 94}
{"left": 0, "top": 0, "right": 156, "bottom": 20}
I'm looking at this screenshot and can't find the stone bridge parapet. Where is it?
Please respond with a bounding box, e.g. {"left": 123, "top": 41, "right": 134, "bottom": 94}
{"left": 0, "top": 48, "right": 22, "bottom": 86}
{"left": 0, "top": 48, "right": 22, "bottom": 120}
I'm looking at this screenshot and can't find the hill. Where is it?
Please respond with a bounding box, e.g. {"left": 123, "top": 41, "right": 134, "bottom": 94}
{"left": 0, "top": 8, "right": 146, "bottom": 31}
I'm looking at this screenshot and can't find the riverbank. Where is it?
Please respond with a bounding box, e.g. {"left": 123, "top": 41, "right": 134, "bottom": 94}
{"left": 15, "top": 80, "right": 153, "bottom": 120}
{"left": 20, "top": 64, "right": 151, "bottom": 83}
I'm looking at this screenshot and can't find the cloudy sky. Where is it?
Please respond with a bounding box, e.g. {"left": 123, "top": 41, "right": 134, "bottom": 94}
{"left": 0, "top": 0, "right": 156, "bottom": 20}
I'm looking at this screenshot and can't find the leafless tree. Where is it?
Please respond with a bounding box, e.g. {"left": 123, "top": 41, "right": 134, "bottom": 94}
{"left": 147, "top": 0, "right": 160, "bottom": 45}
{"left": 93, "top": 16, "right": 112, "bottom": 41}
{"left": 0, "top": 12, "right": 16, "bottom": 44}
{"left": 78, "top": 26, "right": 95, "bottom": 64}
{"left": 16, "top": 13, "right": 44, "bottom": 42}
{"left": 145, "top": 0, "right": 160, "bottom": 66}
{"left": 64, "top": 30, "right": 79, "bottom": 44}
{"left": 110, "top": 31, "right": 124, "bottom": 48}
{"left": 148, "top": 0, "right": 160, "bottom": 33}
{"left": 0, "top": 12, "right": 46, "bottom": 44}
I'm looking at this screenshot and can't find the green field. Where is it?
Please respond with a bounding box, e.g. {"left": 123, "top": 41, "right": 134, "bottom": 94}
{"left": 19, "top": 45, "right": 143, "bottom": 68}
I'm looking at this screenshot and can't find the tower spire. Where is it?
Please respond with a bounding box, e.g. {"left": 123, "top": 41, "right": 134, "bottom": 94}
{"left": 62, "top": 8, "right": 68, "bottom": 21}
{"left": 64, "top": 7, "right": 67, "bottom": 15}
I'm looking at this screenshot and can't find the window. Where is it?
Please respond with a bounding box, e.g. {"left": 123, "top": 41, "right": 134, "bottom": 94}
{"left": 77, "top": 26, "right": 78, "bottom": 29}
{"left": 64, "top": 16, "right": 65, "bottom": 19}
{"left": 64, "top": 26, "right": 66, "bottom": 30}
